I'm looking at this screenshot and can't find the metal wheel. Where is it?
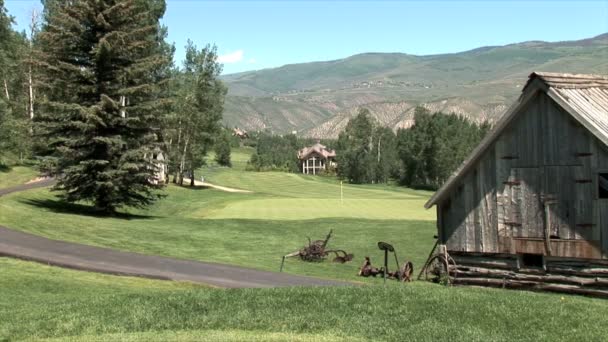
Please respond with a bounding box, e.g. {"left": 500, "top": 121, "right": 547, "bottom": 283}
{"left": 424, "top": 254, "right": 452, "bottom": 285}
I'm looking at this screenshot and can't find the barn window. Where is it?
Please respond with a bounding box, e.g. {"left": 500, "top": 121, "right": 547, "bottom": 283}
{"left": 599, "top": 173, "right": 608, "bottom": 198}
{"left": 520, "top": 253, "right": 544, "bottom": 269}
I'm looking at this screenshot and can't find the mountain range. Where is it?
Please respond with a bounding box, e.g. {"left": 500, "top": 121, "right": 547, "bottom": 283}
{"left": 221, "top": 33, "right": 608, "bottom": 138}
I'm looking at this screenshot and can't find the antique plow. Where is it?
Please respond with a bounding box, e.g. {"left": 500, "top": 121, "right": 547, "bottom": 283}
{"left": 279, "top": 230, "right": 353, "bottom": 272}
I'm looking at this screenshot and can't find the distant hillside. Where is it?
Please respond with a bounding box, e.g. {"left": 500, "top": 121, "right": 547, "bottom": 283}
{"left": 221, "top": 33, "right": 608, "bottom": 138}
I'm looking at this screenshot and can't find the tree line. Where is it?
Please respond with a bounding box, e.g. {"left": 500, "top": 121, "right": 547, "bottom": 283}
{"left": 337, "top": 107, "right": 490, "bottom": 189}
{"left": 0, "top": 0, "right": 227, "bottom": 214}
{"left": 244, "top": 107, "right": 490, "bottom": 190}
{"left": 336, "top": 107, "right": 490, "bottom": 189}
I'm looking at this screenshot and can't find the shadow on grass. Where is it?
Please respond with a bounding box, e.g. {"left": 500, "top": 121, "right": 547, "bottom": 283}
{"left": 20, "top": 198, "right": 156, "bottom": 220}
{"left": 0, "top": 164, "right": 11, "bottom": 172}
{"left": 176, "top": 184, "right": 212, "bottom": 191}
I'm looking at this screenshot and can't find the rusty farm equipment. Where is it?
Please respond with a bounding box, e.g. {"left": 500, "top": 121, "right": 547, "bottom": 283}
{"left": 357, "top": 241, "right": 414, "bottom": 283}
{"left": 418, "top": 241, "right": 456, "bottom": 285}
{"left": 279, "top": 230, "right": 353, "bottom": 272}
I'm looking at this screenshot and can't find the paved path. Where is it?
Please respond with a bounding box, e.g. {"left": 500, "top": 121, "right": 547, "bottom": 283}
{"left": 0, "top": 178, "right": 56, "bottom": 197}
{"left": 183, "top": 178, "right": 252, "bottom": 193}
{"left": 0, "top": 180, "right": 351, "bottom": 288}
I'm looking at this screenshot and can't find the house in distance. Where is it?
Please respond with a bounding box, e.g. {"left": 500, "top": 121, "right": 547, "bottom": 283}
{"left": 297, "top": 142, "right": 336, "bottom": 175}
{"left": 425, "top": 72, "right": 608, "bottom": 296}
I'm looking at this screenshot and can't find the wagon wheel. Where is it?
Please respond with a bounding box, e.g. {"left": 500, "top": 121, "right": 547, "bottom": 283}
{"left": 424, "top": 254, "right": 454, "bottom": 285}
{"left": 398, "top": 261, "right": 414, "bottom": 282}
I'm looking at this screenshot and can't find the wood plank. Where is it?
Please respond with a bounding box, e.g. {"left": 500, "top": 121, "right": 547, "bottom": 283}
{"left": 469, "top": 167, "right": 486, "bottom": 252}
{"left": 495, "top": 134, "right": 509, "bottom": 248}
{"left": 573, "top": 165, "right": 595, "bottom": 240}
{"left": 464, "top": 174, "right": 475, "bottom": 252}
{"left": 511, "top": 238, "right": 602, "bottom": 259}
{"left": 519, "top": 168, "right": 542, "bottom": 238}
{"left": 544, "top": 166, "right": 576, "bottom": 240}
{"left": 482, "top": 147, "right": 498, "bottom": 252}
{"left": 599, "top": 201, "right": 608, "bottom": 258}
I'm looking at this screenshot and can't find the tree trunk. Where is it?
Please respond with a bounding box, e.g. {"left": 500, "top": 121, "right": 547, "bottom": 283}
{"left": 119, "top": 96, "right": 126, "bottom": 118}
{"left": 173, "top": 126, "right": 182, "bottom": 183}
{"left": 190, "top": 170, "right": 195, "bottom": 187}
{"left": 28, "top": 68, "right": 34, "bottom": 120}
{"left": 3, "top": 79, "right": 9, "bottom": 101}
{"left": 27, "top": 8, "right": 38, "bottom": 120}
{"left": 178, "top": 136, "right": 189, "bottom": 186}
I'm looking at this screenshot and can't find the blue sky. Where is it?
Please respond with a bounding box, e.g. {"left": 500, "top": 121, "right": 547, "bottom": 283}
{"left": 5, "top": 0, "right": 608, "bottom": 74}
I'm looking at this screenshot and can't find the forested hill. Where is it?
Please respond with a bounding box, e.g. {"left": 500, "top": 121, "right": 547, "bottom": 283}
{"left": 221, "top": 33, "right": 608, "bottom": 138}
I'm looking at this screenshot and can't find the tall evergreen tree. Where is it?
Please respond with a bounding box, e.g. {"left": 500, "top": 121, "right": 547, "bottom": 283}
{"left": 36, "top": 0, "right": 173, "bottom": 213}
{"left": 0, "top": 0, "right": 31, "bottom": 163}
{"left": 214, "top": 128, "right": 232, "bottom": 167}
{"left": 396, "top": 106, "right": 490, "bottom": 189}
{"left": 0, "top": 0, "right": 12, "bottom": 160}
{"left": 336, "top": 108, "right": 375, "bottom": 183}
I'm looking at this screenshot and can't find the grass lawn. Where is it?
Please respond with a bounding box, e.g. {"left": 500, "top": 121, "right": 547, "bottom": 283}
{"left": 3, "top": 257, "right": 608, "bottom": 341}
{"left": 0, "top": 165, "right": 39, "bottom": 188}
{"left": 2, "top": 149, "right": 608, "bottom": 340}
{"left": 0, "top": 182, "right": 434, "bottom": 280}
{"left": 0, "top": 147, "right": 438, "bottom": 279}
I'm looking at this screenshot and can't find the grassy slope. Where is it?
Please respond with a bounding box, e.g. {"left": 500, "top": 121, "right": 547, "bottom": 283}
{"left": 3, "top": 258, "right": 608, "bottom": 342}
{"left": 0, "top": 166, "right": 38, "bottom": 188}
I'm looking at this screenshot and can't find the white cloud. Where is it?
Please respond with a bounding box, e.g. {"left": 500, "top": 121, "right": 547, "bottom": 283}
{"left": 218, "top": 50, "right": 244, "bottom": 64}
{"left": 247, "top": 58, "right": 257, "bottom": 64}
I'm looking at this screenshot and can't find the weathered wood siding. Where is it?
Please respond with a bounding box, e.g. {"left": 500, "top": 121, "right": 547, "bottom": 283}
{"left": 440, "top": 91, "right": 607, "bottom": 259}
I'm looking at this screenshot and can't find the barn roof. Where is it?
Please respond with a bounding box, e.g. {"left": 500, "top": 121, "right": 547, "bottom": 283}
{"left": 425, "top": 71, "right": 608, "bottom": 209}
{"left": 297, "top": 142, "right": 336, "bottom": 160}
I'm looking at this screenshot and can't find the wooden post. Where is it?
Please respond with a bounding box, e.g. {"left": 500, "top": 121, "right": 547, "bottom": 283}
{"left": 544, "top": 198, "right": 556, "bottom": 256}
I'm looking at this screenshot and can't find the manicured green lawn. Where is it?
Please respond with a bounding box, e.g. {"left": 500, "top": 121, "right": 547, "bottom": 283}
{"left": 0, "top": 184, "right": 434, "bottom": 280}
{"left": 2, "top": 151, "right": 607, "bottom": 341}
{"left": 0, "top": 147, "right": 437, "bottom": 280}
{"left": 2, "top": 258, "right": 608, "bottom": 341}
{"left": 200, "top": 198, "right": 433, "bottom": 220}
{"left": 0, "top": 165, "right": 39, "bottom": 188}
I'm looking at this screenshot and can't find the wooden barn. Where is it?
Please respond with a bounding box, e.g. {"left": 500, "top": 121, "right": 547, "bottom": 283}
{"left": 297, "top": 142, "right": 336, "bottom": 175}
{"left": 424, "top": 72, "right": 608, "bottom": 296}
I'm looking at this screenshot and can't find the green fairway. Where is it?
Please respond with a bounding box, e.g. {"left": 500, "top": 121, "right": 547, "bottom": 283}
{"left": 0, "top": 147, "right": 438, "bottom": 280}
{"left": 200, "top": 198, "right": 433, "bottom": 220}
{"left": 2, "top": 258, "right": 608, "bottom": 342}
{"left": 0, "top": 185, "right": 434, "bottom": 280}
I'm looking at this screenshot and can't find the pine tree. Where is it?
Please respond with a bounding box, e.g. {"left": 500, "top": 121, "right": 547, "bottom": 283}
{"left": 336, "top": 108, "right": 375, "bottom": 183}
{"left": 36, "top": 0, "right": 172, "bottom": 214}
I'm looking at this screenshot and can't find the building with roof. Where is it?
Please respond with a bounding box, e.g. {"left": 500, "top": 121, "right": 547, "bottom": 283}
{"left": 423, "top": 72, "right": 608, "bottom": 296}
{"left": 297, "top": 142, "right": 336, "bottom": 175}
{"left": 232, "top": 127, "right": 249, "bottom": 139}
{"left": 150, "top": 151, "right": 168, "bottom": 185}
